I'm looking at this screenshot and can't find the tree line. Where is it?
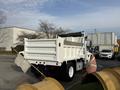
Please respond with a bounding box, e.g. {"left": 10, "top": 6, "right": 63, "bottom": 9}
{"left": 17, "top": 20, "right": 69, "bottom": 45}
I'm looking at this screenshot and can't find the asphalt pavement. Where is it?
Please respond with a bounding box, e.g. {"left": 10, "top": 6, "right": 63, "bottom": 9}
{"left": 96, "top": 58, "right": 120, "bottom": 71}
{"left": 0, "top": 55, "right": 120, "bottom": 90}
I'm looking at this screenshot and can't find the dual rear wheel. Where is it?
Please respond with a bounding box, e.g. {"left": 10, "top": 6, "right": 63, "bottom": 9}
{"left": 65, "top": 63, "right": 75, "bottom": 80}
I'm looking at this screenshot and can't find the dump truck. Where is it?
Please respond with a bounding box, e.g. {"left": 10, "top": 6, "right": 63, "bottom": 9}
{"left": 17, "top": 32, "right": 94, "bottom": 80}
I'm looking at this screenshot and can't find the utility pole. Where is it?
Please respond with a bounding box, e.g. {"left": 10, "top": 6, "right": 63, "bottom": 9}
{"left": 94, "top": 29, "right": 98, "bottom": 46}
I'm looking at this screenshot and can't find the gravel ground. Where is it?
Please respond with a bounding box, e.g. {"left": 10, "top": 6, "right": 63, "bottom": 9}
{"left": 0, "top": 55, "right": 120, "bottom": 90}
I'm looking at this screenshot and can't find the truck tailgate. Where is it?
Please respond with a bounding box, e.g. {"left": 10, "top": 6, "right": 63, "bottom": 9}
{"left": 24, "top": 38, "right": 57, "bottom": 61}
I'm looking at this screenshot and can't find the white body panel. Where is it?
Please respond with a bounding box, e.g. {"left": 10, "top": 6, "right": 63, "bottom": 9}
{"left": 24, "top": 37, "right": 86, "bottom": 66}
{"left": 99, "top": 45, "right": 114, "bottom": 51}
{"left": 65, "top": 37, "right": 84, "bottom": 43}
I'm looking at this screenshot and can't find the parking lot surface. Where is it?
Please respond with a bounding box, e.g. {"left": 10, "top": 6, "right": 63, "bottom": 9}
{"left": 0, "top": 55, "right": 120, "bottom": 90}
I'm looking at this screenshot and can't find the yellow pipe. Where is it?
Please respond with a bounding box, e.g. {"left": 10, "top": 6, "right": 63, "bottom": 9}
{"left": 17, "top": 67, "right": 120, "bottom": 90}
{"left": 16, "top": 77, "right": 64, "bottom": 90}
{"left": 84, "top": 67, "right": 120, "bottom": 90}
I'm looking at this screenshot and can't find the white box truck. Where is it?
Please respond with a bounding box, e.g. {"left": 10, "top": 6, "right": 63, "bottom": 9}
{"left": 87, "top": 32, "right": 118, "bottom": 47}
{"left": 87, "top": 32, "right": 119, "bottom": 58}
{"left": 18, "top": 32, "right": 93, "bottom": 80}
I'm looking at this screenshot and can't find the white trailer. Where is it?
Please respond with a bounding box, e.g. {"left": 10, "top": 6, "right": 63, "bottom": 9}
{"left": 87, "top": 32, "right": 118, "bottom": 51}
{"left": 23, "top": 32, "right": 92, "bottom": 80}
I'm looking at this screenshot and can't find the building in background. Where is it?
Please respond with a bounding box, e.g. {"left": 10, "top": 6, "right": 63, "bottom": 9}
{"left": 0, "top": 27, "right": 36, "bottom": 51}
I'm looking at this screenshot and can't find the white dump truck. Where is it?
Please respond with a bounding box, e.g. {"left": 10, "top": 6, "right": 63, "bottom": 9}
{"left": 19, "top": 32, "right": 93, "bottom": 80}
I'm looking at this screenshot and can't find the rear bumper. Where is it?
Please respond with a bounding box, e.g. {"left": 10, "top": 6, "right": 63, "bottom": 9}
{"left": 28, "top": 59, "right": 62, "bottom": 66}
{"left": 99, "top": 55, "right": 112, "bottom": 59}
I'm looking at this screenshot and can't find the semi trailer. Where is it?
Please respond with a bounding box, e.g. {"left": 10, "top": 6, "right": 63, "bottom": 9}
{"left": 16, "top": 32, "right": 94, "bottom": 80}
{"left": 87, "top": 32, "right": 119, "bottom": 58}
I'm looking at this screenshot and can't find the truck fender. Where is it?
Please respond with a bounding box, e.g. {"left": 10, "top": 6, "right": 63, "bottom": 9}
{"left": 86, "top": 55, "right": 97, "bottom": 74}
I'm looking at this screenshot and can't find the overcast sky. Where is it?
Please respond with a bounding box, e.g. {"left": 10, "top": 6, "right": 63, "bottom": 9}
{"left": 0, "top": 0, "right": 120, "bottom": 36}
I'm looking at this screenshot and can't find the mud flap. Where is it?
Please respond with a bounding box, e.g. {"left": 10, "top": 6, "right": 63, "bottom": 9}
{"left": 15, "top": 54, "right": 31, "bottom": 73}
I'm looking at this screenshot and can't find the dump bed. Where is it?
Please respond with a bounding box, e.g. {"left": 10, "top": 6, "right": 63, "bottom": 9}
{"left": 24, "top": 37, "right": 84, "bottom": 66}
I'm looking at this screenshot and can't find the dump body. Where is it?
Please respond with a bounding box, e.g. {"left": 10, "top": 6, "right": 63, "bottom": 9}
{"left": 24, "top": 37, "right": 85, "bottom": 66}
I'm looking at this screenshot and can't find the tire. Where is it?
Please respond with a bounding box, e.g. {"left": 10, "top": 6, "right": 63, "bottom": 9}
{"left": 61, "top": 62, "right": 75, "bottom": 81}
{"left": 111, "top": 55, "right": 115, "bottom": 60}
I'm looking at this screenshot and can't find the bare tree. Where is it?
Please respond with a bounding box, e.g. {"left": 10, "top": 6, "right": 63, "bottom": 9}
{"left": 39, "top": 21, "right": 55, "bottom": 38}
{"left": 53, "top": 27, "right": 69, "bottom": 38}
{"left": 17, "top": 31, "right": 38, "bottom": 45}
{"left": 10, "top": 32, "right": 38, "bottom": 52}
{"left": 39, "top": 20, "right": 69, "bottom": 38}
{"left": 17, "top": 21, "right": 69, "bottom": 45}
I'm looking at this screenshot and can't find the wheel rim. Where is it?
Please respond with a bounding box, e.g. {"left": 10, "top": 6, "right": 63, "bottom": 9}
{"left": 69, "top": 66, "right": 74, "bottom": 78}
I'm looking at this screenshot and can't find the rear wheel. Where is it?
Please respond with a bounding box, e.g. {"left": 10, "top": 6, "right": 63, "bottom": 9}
{"left": 68, "top": 65, "right": 74, "bottom": 78}
{"left": 61, "top": 62, "right": 75, "bottom": 81}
